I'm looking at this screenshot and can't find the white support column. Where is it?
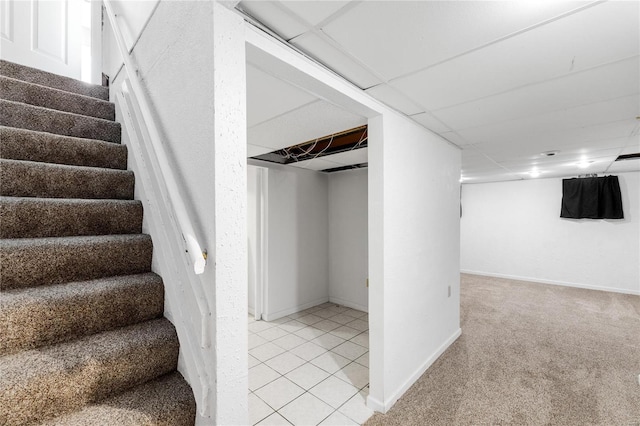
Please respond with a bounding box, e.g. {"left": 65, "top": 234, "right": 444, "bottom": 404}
{"left": 212, "top": 2, "right": 248, "bottom": 425}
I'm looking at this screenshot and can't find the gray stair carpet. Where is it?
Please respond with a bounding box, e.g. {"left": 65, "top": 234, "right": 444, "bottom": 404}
{"left": 0, "top": 59, "right": 196, "bottom": 425}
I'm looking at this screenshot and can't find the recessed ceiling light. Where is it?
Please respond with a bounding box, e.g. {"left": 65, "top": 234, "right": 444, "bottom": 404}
{"left": 541, "top": 150, "right": 560, "bottom": 157}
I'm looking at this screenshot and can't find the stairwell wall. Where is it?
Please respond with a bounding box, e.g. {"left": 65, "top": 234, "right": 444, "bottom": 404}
{"left": 105, "top": 1, "right": 247, "bottom": 425}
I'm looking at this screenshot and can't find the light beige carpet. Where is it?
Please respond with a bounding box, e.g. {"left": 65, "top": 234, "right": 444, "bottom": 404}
{"left": 366, "top": 274, "right": 640, "bottom": 425}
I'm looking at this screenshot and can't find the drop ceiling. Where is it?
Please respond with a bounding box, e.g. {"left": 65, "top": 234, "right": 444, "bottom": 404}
{"left": 241, "top": 1, "right": 640, "bottom": 182}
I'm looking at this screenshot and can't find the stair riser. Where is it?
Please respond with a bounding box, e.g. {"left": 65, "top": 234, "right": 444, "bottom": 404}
{"left": 0, "top": 126, "right": 127, "bottom": 170}
{"left": 0, "top": 159, "right": 134, "bottom": 199}
{"left": 0, "top": 100, "right": 121, "bottom": 143}
{"left": 0, "top": 320, "right": 179, "bottom": 426}
{"left": 0, "top": 235, "right": 153, "bottom": 291}
{"left": 0, "top": 198, "right": 143, "bottom": 238}
{"left": 0, "top": 59, "right": 109, "bottom": 100}
{"left": 0, "top": 274, "right": 164, "bottom": 355}
{"left": 40, "top": 372, "right": 197, "bottom": 426}
{"left": 0, "top": 76, "right": 115, "bottom": 121}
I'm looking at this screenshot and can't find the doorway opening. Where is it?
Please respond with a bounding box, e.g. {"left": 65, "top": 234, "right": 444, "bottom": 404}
{"left": 246, "top": 160, "right": 370, "bottom": 425}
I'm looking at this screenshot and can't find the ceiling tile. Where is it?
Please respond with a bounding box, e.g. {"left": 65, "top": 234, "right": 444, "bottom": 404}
{"left": 321, "top": 1, "right": 591, "bottom": 80}
{"left": 410, "top": 112, "right": 452, "bottom": 134}
{"left": 239, "top": 1, "right": 308, "bottom": 40}
{"left": 440, "top": 131, "right": 472, "bottom": 147}
{"left": 619, "top": 143, "right": 640, "bottom": 156}
{"left": 461, "top": 148, "right": 503, "bottom": 174}
{"left": 461, "top": 171, "right": 522, "bottom": 184}
{"left": 456, "top": 95, "right": 639, "bottom": 145}
{"left": 289, "top": 157, "right": 341, "bottom": 171}
{"left": 496, "top": 149, "right": 622, "bottom": 169}
{"left": 248, "top": 100, "right": 367, "bottom": 150}
{"left": 390, "top": 1, "right": 640, "bottom": 111}
{"left": 247, "top": 144, "right": 273, "bottom": 157}
{"left": 606, "top": 160, "right": 640, "bottom": 173}
{"left": 365, "top": 84, "right": 423, "bottom": 115}
{"left": 247, "top": 64, "right": 318, "bottom": 127}
{"left": 459, "top": 119, "right": 637, "bottom": 156}
{"left": 476, "top": 137, "right": 633, "bottom": 164}
{"left": 278, "top": 1, "right": 351, "bottom": 27}
{"left": 291, "top": 32, "right": 382, "bottom": 89}
{"left": 432, "top": 56, "right": 639, "bottom": 131}
{"left": 322, "top": 147, "right": 368, "bottom": 166}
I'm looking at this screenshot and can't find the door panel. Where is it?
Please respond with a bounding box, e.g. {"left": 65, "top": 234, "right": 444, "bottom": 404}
{"left": 1, "top": 0, "right": 81, "bottom": 79}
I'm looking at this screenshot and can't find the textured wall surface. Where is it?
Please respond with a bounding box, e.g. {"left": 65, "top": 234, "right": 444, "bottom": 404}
{"left": 108, "top": 1, "right": 248, "bottom": 424}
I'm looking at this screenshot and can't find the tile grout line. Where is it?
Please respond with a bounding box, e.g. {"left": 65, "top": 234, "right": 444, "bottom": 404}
{"left": 249, "top": 304, "right": 370, "bottom": 425}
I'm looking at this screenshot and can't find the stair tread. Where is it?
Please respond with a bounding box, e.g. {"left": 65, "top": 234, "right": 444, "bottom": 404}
{"left": 0, "top": 234, "right": 153, "bottom": 291}
{"left": 0, "top": 272, "right": 164, "bottom": 355}
{"left": 1, "top": 232, "right": 151, "bottom": 244}
{"left": 0, "top": 59, "right": 109, "bottom": 100}
{"left": 0, "top": 99, "right": 121, "bottom": 143}
{"left": 41, "top": 372, "right": 196, "bottom": 426}
{"left": 0, "top": 75, "right": 115, "bottom": 121}
{"left": 0, "top": 318, "right": 179, "bottom": 425}
{"left": 0, "top": 157, "right": 132, "bottom": 174}
{"left": 0, "top": 126, "right": 127, "bottom": 170}
{"left": 0, "top": 196, "right": 142, "bottom": 238}
{"left": 0, "top": 158, "right": 134, "bottom": 200}
{"left": 0, "top": 195, "right": 141, "bottom": 205}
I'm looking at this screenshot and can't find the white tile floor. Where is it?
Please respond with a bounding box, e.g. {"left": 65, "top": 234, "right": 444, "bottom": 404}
{"left": 249, "top": 303, "right": 373, "bottom": 426}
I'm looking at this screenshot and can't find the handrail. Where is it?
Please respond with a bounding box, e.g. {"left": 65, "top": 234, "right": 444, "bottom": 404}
{"left": 103, "top": 0, "right": 206, "bottom": 274}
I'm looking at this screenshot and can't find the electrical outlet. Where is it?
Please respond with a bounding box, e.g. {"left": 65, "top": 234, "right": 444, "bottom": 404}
{"left": 448, "top": 285, "right": 451, "bottom": 297}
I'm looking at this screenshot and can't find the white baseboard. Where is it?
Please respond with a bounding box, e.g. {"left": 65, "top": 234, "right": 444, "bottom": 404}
{"left": 328, "top": 296, "right": 368, "bottom": 313}
{"left": 262, "top": 296, "right": 329, "bottom": 322}
{"left": 367, "top": 328, "right": 462, "bottom": 413}
{"left": 462, "top": 270, "right": 640, "bottom": 296}
{"left": 248, "top": 306, "right": 255, "bottom": 316}
{"left": 366, "top": 394, "right": 385, "bottom": 414}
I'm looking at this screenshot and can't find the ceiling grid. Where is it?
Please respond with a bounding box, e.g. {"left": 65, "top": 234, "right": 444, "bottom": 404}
{"left": 239, "top": 0, "right": 640, "bottom": 182}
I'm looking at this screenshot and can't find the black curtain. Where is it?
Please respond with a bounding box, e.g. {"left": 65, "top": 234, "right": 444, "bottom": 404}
{"left": 560, "top": 176, "right": 624, "bottom": 219}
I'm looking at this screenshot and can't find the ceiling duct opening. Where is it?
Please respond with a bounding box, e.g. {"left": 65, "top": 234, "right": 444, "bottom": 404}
{"left": 251, "top": 125, "right": 367, "bottom": 166}
{"left": 321, "top": 163, "right": 368, "bottom": 173}
{"left": 614, "top": 153, "right": 640, "bottom": 161}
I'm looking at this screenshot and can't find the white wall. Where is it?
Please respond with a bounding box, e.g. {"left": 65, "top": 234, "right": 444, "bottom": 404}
{"left": 247, "top": 166, "right": 258, "bottom": 314}
{"left": 107, "top": 1, "right": 248, "bottom": 424}
{"left": 461, "top": 172, "right": 640, "bottom": 295}
{"left": 255, "top": 162, "right": 330, "bottom": 320}
{"left": 368, "top": 113, "right": 462, "bottom": 413}
{"left": 102, "top": 0, "right": 160, "bottom": 78}
{"left": 328, "top": 168, "right": 369, "bottom": 311}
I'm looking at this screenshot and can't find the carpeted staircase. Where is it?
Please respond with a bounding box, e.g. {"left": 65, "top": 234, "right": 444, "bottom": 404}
{"left": 0, "top": 59, "right": 196, "bottom": 425}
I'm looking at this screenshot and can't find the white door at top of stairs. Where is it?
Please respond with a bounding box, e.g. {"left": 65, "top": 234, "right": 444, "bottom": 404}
{"left": 0, "top": 0, "right": 82, "bottom": 79}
